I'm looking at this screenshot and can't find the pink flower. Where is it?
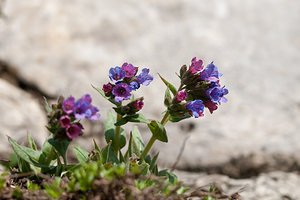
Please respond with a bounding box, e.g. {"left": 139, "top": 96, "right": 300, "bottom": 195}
{"left": 175, "top": 90, "right": 187, "bottom": 102}
{"left": 66, "top": 124, "right": 82, "bottom": 139}
{"left": 59, "top": 115, "right": 71, "bottom": 128}
{"left": 189, "top": 57, "right": 203, "bottom": 74}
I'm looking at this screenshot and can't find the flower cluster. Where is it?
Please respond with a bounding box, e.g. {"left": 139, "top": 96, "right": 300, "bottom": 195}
{"left": 47, "top": 94, "right": 100, "bottom": 140}
{"left": 170, "top": 57, "right": 228, "bottom": 118}
{"left": 102, "top": 63, "right": 154, "bottom": 104}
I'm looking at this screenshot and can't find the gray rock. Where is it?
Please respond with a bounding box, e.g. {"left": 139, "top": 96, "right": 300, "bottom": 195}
{"left": 0, "top": 0, "right": 299, "bottom": 171}
{"left": 0, "top": 79, "right": 48, "bottom": 158}
{"left": 176, "top": 170, "right": 300, "bottom": 200}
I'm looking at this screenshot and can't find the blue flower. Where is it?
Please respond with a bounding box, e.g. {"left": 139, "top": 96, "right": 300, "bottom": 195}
{"left": 112, "top": 83, "right": 132, "bottom": 103}
{"left": 206, "top": 86, "right": 228, "bottom": 104}
{"left": 109, "top": 66, "right": 126, "bottom": 83}
{"left": 129, "top": 81, "right": 140, "bottom": 90}
{"left": 199, "top": 62, "right": 222, "bottom": 82}
{"left": 136, "top": 68, "right": 153, "bottom": 86}
{"left": 186, "top": 100, "right": 204, "bottom": 118}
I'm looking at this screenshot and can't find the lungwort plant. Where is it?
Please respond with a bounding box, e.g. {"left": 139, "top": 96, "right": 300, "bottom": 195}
{"left": 7, "top": 58, "right": 228, "bottom": 198}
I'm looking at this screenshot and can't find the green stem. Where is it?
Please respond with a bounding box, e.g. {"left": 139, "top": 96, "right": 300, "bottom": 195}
{"left": 140, "top": 83, "right": 183, "bottom": 161}
{"left": 114, "top": 113, "right": 123, "bottom": 155}
{"left": 140, "top": 111, "right": 170, "bottom": 160}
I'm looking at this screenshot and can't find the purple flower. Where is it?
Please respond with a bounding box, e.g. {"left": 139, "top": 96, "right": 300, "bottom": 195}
{"left": 133, "top": 100, "right": 144, "bottom": 110}
{"left": 74, "top": 94, "right": 100, "bottom": 120}
{"left": 189, "top": 57, "right": 204, "bottom": 74}
{"left": 102, "top": 83, "right": 113, "bottom": 93}
{"left": 112, "top": 83, "right": 132, "bottom": 103}
{"left": 136, "top": 68, "right": 153, "bottom": 86}
{"left": 199, "top": 62, "right": 222, "bottom": 82}
{"left": 109, "top": 66, "right": 126, "bottom": 83}
{"left": 121, "top": 63, "right": 138, "bottom": 78}
{"left": 129, "top": 81, "right": 140, "bottom": 90}
{"left": 206, "top": 86, "right": 228, "bottom": 104}
{"left": 63, "top": 96, "right": 75, "bottom": 114}
{"left": 175, "top": 90, "right": 187, "bottom": 102}
{"left": 60, "top": 115, "right": 71, "bottom": 128}
{"left": 186, "top": 100, "right": 204, "bottom": 118}
{"left": 66, "top": 124, "right": 82, "bottom": 139}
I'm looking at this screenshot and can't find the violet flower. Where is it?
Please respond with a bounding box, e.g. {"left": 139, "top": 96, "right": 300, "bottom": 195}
{"left": 121, "top": 63, "right": 138, "bottom": 78}
{"left": 112, "top": 83, "right": 132, "bottom": 103}
{"left": 199, "top": 62, "right": 222, "bottom": 82}
{"left": 63, "top": 96, "right": 75, "bottom": 114}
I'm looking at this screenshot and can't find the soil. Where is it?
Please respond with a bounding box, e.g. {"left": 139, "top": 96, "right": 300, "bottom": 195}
{"left": 0, "top": 172, "right": 241, "bottom": 200}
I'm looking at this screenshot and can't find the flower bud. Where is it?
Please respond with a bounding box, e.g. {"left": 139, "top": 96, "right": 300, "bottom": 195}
{"left": 133, "top": 100, "right": 144, "bottom": 110}
{"left": 180, "top": 65, "right": 187, "bottom": 77}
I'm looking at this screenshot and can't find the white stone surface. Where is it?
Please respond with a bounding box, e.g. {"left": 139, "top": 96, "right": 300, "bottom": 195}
{"left": 0, "top": 0, "right": 299, "bottom": 169}
{"left": 0, "top": 79, "right": 48, "bottom": 157}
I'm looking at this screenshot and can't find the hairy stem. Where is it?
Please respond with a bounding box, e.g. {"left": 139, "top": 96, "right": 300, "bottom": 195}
{"left": 114, "top": 113, "right": 123, "bottom": 155}
{"left": 140, "top": 111, "right": 170, "bottom": 160}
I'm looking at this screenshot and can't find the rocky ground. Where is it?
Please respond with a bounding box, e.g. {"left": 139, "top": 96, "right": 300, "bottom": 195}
{"left": 0, "top": 0, "right": 300, "bottom": 199}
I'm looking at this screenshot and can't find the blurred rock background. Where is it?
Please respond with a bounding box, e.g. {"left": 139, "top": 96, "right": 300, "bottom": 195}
{"left": 0, "top": 0, "right": 299, "bottom": 199}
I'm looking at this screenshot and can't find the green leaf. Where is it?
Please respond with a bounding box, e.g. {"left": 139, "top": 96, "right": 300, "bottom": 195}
{"left": 39, "top": 134, "right": 56, "bottom": 165}
{"left": 93, "top": 139, "right": 101, "bottom": 153}
{"left": 27, "top": 133, "right": 37, "bottom": 151}
{"left": 158, "top": 169, "right": 178, "bottom": 184}
{"left": 43, "top": 97, "right": 52, "bottom": 113}
{"left": 73, "top": 146, "right": 89, "bottom": 164}
{"left": 16, "top": 156, "right": 31, "bottom": 172}
{"left": 101, "top": 141, "right": 119, "bottom": 165}
{"left": 164, "top": 88, "right": 172, "bottom": 107}
{"left": 127, "top": 132, "right": 141, "bottom": 157}
{"left": 147, "top": 120, "right": 168, "bottom": 143}
{"left": 149, "top": 152, "right": 159, "bottom": 172}
{"left": 169, "top": 113, "right": 191, "bottom": 122}
{"left": 104, "top": 110, "right": 126, "bottom": 149}
{"left": 48, "top": 139, "right": 70, "bottom": 164}
{"left": 115, "top": 114, "right": 150, "bottom": 126}
{"left": 158, "top": 73, "right": 177, "bottom": 96}
{"left": 8, "top": 136, "right": 41, "bottom": 164}
{"left": 131, "top": 126, "right": 144, "bottom": 152}
{"left": 92, "top": 85, "right": 119, "bottom": 106}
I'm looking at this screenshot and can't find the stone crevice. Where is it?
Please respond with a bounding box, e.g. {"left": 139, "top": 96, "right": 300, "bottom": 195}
{"left": 0, "top": 59, "right": 56, "bottom": 103}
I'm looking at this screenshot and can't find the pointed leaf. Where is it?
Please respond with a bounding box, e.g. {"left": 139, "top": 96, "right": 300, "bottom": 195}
{"left": 73, "top": 146, "right": 89, "bottom": 164}
{"left": 48, "top": 139, "right": 70, "bottom": 162}
{"left": 43, "top": 97, "right": 52, "bottom": 113}
{"left": 149, "top": 152, "right": 159, "bottom": 172}
{"left": 104, "top": 110, "right": 126, "bottom": 149}
{"left": 27, "top": 133, "right": 37, "bottom": 151}
{"left": 93, "top": 139, "right": 101, "bottom": 153}
{"left": 158, "top": 73, "right": 177, "bottom": 96}
{"left": 132, "top": 126, "right": 144, "bottom": 152}
{"left": 147, "top": 121, "right": 168, "bottom": 143}
{"left": 128, "top": 132, "right": 141, "bottom": 157}
{"left": 169, "top": 113, "right": 191, "bottom": 122}
{"left": 8, "top": 136, "right": 41, "bottom": 163}
{"left": 115, "top": 114, "right": 150, "bottom": 126}
{"left": 101, "top": 141, "right": 119, "bottom": 165}
{"left": 92, "top": 85, "right": 118, "bottom": 106}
